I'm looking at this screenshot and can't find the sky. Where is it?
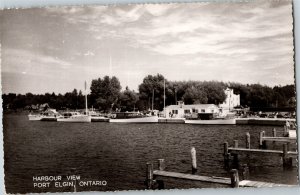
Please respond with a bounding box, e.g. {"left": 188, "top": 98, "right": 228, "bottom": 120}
{"left": 0, "top": 0, "right": 295, "bottom": 94}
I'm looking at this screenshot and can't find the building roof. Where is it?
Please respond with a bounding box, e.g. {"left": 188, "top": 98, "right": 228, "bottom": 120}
{"left": 165, "top": 104, "right": 219, "bottom": 110}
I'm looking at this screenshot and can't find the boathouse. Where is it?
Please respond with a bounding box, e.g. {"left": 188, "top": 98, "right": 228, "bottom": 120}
{"left": 164, "top": 101, "right": 220, "bottom": 119}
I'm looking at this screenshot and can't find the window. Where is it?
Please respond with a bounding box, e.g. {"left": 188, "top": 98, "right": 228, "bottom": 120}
{"left": 201, "top": 109, "right": 205, "bottom": 113}
{"left": 211, "top": 109, "right": 214, "bottom": 113}
{"left": 184, "top": 109, "right": 191, "bottom": 114}
{"left": 172, "top": 110, "right": 178, "bottom": 114}
{"left": 192, "top": 108, "right": 198, "bottom": 113}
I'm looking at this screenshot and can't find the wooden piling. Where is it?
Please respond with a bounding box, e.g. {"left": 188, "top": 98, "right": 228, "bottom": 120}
{"left": 282, "top": 144, "right": 292, "bottom": 168}
{"left": 146, "top": 163, "right": 154, "bottom": 189}
{"left": 284, "top": 125, "right": 289, "bottom": 137}
{"left": 224, "top": 142, "right": 229, "bottom": 156}
{"left": 230, "top": 169, "right": 239, "bottom": 188}
{"left": 242, "top": 164, "right": 249, "bottom": 180}
{"left": 272, "top": 128, "right": 276, "bottom": 137}
{"left": 158, "top": 159, "right": 165, "bottom": 171}
{"left": 259, "top": 131, "right": 266, "bottom": 149}
{"left": 191, "top": 147, "right": 197, "bottom": 174}
{"left": 224, "top": 142, "right": 230, "bottom": 169}
{"left": 246, "top": 132, "right": 250, "bottom": 149}
{"left": 234, "top": 140, "right": 238, "bottom": 148}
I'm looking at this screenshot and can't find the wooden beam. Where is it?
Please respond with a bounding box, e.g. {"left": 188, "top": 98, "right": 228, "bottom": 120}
{"left": 153, "top": 170, "right": 231, "bottom": 185}
{"left": 228, "top": 147, "right": 298, "bottom": 156}
{"left": 153, "top": 170, "right": 295, "bottom": 187}
{"left": 262, "top": 137, "right": 296, "bottom": 143}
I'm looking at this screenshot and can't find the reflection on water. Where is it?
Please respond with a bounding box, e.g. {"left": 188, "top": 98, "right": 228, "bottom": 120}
{"left": 3, "top": 113, "right": 298, "bottom": 193}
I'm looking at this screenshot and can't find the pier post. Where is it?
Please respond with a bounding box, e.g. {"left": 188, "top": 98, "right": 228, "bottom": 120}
{"left": 259, "top": 131, "right": 266, "bottom": 149}
{"left": 223, "top": 142, "right": 229, "bottom": 168}
{"left": 241, "top": 164, "right": 249, "bottom": 180}
{"left": 246, "top": 132, "right": 250, "bottom": 149}
{"left": 283, "top": 125, "right": 289, "bottom": 137}
{"left": 230, "top": 169, "right": 239, "bottom": 188}
{"left": 234, "top": 140, "right": 238, "bottom": 148}
{"left": 282, "top": 144, "right": 293, "bottom": 169}
{"left": 158, "top": 159, "right": 165, "bottom": 171}
{"left": 191, "top": 147, "right": 197, "bottom": 174}
{"left": 146, "top": 163, "right": 154, "bottom": 189}
{"left": 272, "top": 128, "right": 276, "bottom": 137}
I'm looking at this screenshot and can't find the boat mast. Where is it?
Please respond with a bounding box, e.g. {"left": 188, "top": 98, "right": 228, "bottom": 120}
{"left": 85, "top": 81, "right": 88, "bottom": 115}
{"left": 164, "top": 79, "right": 166, "bottom": 117}
{"left": 152, "top": 89, "right": 154, "bottom": 111}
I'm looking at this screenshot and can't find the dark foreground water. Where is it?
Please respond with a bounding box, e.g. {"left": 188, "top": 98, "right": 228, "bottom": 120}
{"left": 3, "top": 113, "right": 299, "bottom": 193}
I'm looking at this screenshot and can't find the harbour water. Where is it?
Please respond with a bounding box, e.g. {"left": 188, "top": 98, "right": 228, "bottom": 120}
{"left": 3, "top": 113, "right": 298, "bottom": 193}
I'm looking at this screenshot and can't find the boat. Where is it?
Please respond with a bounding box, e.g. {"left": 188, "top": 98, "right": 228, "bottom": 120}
{"left": 57, "top": 81, "right": 91, "bottom": 123}
{"left": 57, "top": 112, "right": 91, "bottom": 122}
{"left": 185, "top": 113, "right": 236, "bottom": 125}
{"left": 28, "top": 109, "right": 60, "bottom": 121}
{"left": 109, "top": 112, "right": 159, "bottom": 123}
{"left": 185, "top": 118, "right": 236, "bottom": 125}
{"left": 86, "top": 111, "right": 109, "bottom": 122}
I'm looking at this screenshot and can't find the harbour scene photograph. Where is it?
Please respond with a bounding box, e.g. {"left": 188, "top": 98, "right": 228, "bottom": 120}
{"left": 1, "top": 0, "right": 298, "bottom": 194}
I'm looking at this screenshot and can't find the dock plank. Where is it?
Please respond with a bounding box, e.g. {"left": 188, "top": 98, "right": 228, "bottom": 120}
{"left": 228, "top": 147, "right": 298, "bottom": 156}
{"left": 262, "top": 137, "right": 296, "bottom": 143}
{"left": 153, "top": 170, "right": 231, "bottom": 185}
{"left": 153, "top": 170, "right": 294, "bottom": 188}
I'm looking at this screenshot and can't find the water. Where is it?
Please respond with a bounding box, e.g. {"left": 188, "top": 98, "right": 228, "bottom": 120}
{"left": 3, "top": 113, "right": 299, "bottom": 193}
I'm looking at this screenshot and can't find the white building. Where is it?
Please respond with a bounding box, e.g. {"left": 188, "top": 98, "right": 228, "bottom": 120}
{"left": 219, "top": 88, "right": 240, "bottom": 111}
{"left": 164, "top": 101, "right": 220, "bottom": 119}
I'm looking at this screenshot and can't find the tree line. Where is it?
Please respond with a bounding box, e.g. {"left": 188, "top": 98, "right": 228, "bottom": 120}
{"left": 2, "top": 74, "right": 295, "bottom": 112}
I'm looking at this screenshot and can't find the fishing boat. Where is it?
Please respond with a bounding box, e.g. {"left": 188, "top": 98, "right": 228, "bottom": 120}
{"left": 28, "top": 109, "right": 60, "bottom": 121}
{"left": 109, "top": 112, "right": 158, "bottom": 123}
{"left": 185, "top": 113, "right": 236, "bottom": 125}
{"left": 57, "top": 112, "right": 91, "bottom": 122}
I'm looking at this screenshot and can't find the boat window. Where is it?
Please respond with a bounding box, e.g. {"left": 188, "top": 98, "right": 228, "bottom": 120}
{"left": 201, "top": 109, "right": 205, "bottom": 113}
{"left": 172, "top": 110, "right": 178, "bottom": 114}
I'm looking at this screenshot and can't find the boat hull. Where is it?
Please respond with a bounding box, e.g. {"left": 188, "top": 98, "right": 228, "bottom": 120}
{"left": 57, "top": 115, "right": 91, "bottom": 122}
{"left": 91, "top": 116, "right": 109, "bottom": 122}
{"left": 185, "top": 118, "right": 236, "bottom": 125}
{"left": 109, "top": 116, "right": 158, "bottom": 123}
{"left": 28, "top": 115, "right": 57, "bottom": 121}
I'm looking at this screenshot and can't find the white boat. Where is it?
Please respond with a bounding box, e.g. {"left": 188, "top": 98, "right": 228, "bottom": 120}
{"left": 57, "top": 81, "right": 92, "bottom": 123}
{"left": 57, "top": 112, "right": 91, "bottom": 122}
{"left": 86, "top": 111, "right": 109, "bottom": 122}
{"left": 109, "top": 112, "right": 158, "bottom": 123}
{"left": 185, "top": 118, "right": 236, "bottom": 125}
{"left": 28, "top": 109, "right": 60, "bottom": 121}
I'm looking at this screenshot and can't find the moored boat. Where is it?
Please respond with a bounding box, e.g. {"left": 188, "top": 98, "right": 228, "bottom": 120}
{"left": 185, "top": 118, "right": 236, "bottom": 125}
{"left": 185, "top": 112, "right": 236, "bottom": 125}
{"left": 28, "top": 109, "right": 60, "bottom": 121}
{"left": 57, "top": 112, "right": 91, "bottom": 122}
{"left": 109, "top": 112, "right": 158, "bottom": 123}
{"left": 86, "top": 111, "right": 109, "bottom": 122}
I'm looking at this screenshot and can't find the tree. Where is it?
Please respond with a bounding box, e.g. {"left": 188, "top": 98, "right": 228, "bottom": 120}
{"left": 182, "top": 85, "right": 208, "bottom": 104}
{"left": 90, "top": 76, "right": 121, "bottom": 112}
{"left": 119, "top": 87, "right": 139, "bottom": 111}
{"left": 138, "top": 74, "right": 167, "bottom": 110}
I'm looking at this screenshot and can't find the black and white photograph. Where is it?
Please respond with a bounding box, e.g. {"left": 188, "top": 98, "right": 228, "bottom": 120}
{"left": 1, "top": 0, "right": 298, "bottom": 193}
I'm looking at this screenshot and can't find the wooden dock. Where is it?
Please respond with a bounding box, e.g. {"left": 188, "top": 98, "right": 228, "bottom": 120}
{"left": 259, "top": 128, "right": 297, "bottom": 149}
{"left": 224, "top": 131, "right": 298, "bottom": 168}
{"left": 146, "top": 158, "right": 295, "bottom": 189}
{"left": 153, "top": 170, "right": 294, "bottom": 188}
